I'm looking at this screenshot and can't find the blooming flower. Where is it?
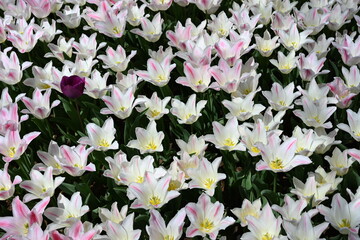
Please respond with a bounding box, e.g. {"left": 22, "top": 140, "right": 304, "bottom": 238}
{"left": 272, "top": 195, "right": 311, "bottom": 223}
{"left": 0, "top": 163, "right": 22, "bottom": 200}
{"left": 255, "top": 133, "right": 312, "bottom": 172}
{"left": 21, "top": 88, "right": 60, "bottom": 119}
{"left": 187, "top": 157, "right": 226, "bottom": 196}
{"left": 56, "top": 4, "right": 81, "bottom": 29}
{"left": 97, "top": 45, "right": 137, "bottom": 73}
{"left": 176, "top": 62, "right": 212, "bottom": 92}
{"left": 45, "top": 192, "right": 89, "bottom": 230}
{"left": 283, "top": 212, "right": 329, "bottom": 240}
{"left": 127, "top": 172, "right": 180, "bottom": 210}
{"left": 78, "top": 117, "right": 118, "bottom": 151}
{"left": 293, "top": 97, "right": 336, "bottom": 129}
{"left": 0, "top": 129, "right": 40, "bottom": 162}
{"left": 278, "top": 23, "right": 313, "bottom": 51}
{"left": 0, "top": 103, "right": 29, "bottom": 136}
{"left": 239, "top": 119, "right": 268, "bottom": 156}
{"left": 269, "top": 50, "right": 298, "bottom": 74}
{"left": 209, "top": 59, "right": 244, "bottom": 93}
{"left": 241, "top": 203, "right": 284, "bottom": 240}
{"left": 262, "top": 82, "right": 300, "bottom": 111}
{"left": 296, "top": 52, "right": 329, "bottom": 81}
{"left": 73, "top": 33, "right": 106, "bottom": 59}
{"left": 136, "top": 54, "right": 176, "bottom": 87}
{"left": 0, "top": 47, "right": 32, "bottom": 85}
{"left": 222, "top": 91, "right": 265, "bottom": 121}
{"left": 318, "top": 193, "right": 360, "bottom": 235}
{"left": 104, "top": 213, "right": 141, "bottom": 240}
{"left": 231, "top": 198, "right": 262, "bottom": 227}
{"left": 254, "top": 30, "right": 279, "bottom": 57}
{"left": 50, "top": 220, "right": 100, "bottom": 240}
{"left": 0, "top": 196, "right": 50, "bottom": 238}
{"left": 205, "top": 117, "right": 245, "bottom": 151}
{"left": 34, "top": 140, "right": 64, "bottom": 175}
{"left": 324, "top": 148, "right": 355, "bottom": 176}
{"left": 58, "top": 144, "right": 95, "bottom": 176}
{"left": 146, "top": 209, "right": 186, "bottom": 240}
{"left": 185, "top": 193, "right": 235, "bottom": 239}
{"left": 20, "top": 166, "right": 65, "bottom": 202}
{"left": 176, "top": 134, "right": 208, "bottom": 157}
{"left": 61, "top": 75, "right": 85, "bottom": 99}
{"left": 119, "top": 154, "right": 166, "bottom": 186}
{"left": 127, "top": 121, "right": 165, "bottom": 154}
{"left": 136, "top": 92, "right": 171, "bottom": 120}
{"left": 99, "top": 202, "right": 128, "bottom": 224}
{"left": 131, "top": 13, "right": 163, "bottom": 42}
{"left": 101, "top": 86, "right": 145, "bottom": 119}
{"left": 170, "top": 94, "right": 207, "bottom": 124}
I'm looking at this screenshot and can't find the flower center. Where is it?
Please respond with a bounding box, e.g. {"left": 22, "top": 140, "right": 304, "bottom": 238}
{"left": 251, "top": 146, "right": 261, "bottom": 153}
{"left": 168, "top": 180, "right": 180, "bottom": 191}
{"left": 339, "top": 218, "right": 351, "bottom": 228}
{"left": 150, "top": 109, "right": 161, "bottom": 117}
{"left": 281, "top": 64, "right": 292, "bottom": 70}
{"left": 136, "top": 176, "right": 144, "bottom": 183}
{"left": 146, "top": 142, "right": 157, "bottom": 150}
{"left": 313, "top": 116, "right": 321, "bottom": 123}
{"left": 112, "top": 26, "right": 121, "bottom": 34}
{"left": 99, "top": 139, "right": 110, "bottom": 147}
{"left": 149, "top": 195, "right": 161, "bottom": 206}
{"left": 156, "top": 75, "right": 166, "bottom": 82}
{"left": 200, "top": 219, "right": 214, "bottom": 232}
{"left": 0, "top": 186, "right": 9, "bottom": 191}
{"left": 262, "top": 233, "right": 273, "bottom": 240}
{"left": 269, "top": 158, "right": 284, "bottom": 170}
{"left": 196, "top": 79, "right": 203, "bottom": 85}
{"left": 164, "top": 235, "right": 174, "bottom": 240}
{"left": 224, "top": 138, "right": 236, "bottom": 147}
{"left": 203, "top": 178, "right": 215, "bottom": 189}
{"left": 8, "top": 147, "right": 16, "bottom": 158}
{"left": 279, "top": 100, "right": 286, "bottom": 106}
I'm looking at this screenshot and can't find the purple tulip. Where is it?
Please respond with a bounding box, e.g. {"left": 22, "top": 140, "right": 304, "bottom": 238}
{"left": 60, "top": 75, "right": 85, "bottom": 98}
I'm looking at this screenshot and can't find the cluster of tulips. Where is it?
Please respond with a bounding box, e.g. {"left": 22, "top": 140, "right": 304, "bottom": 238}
{"left": 0, "top": 0, "right": 360, "bottom": 239}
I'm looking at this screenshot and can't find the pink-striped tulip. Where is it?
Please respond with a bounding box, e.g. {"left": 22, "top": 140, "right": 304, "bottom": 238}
{"left": 146, "top": 209, "right": 186, "bottom": 240}
{"left": 21, "top": 88, "right": 60, "bottom": 119}
{"left": 185, "top": 193, "right": 235, "bottom": 239}
{"left": 58, "top": 145, "right": 95, "bottom": 176}
{"left": 0, "top": 196, "right": 50, "bottom": 238}
{"left": 0, "top": 129, "right": 40, "bottom": 162}
{"left": 0, "top": 163, "right": 22, "bottom": 200}
{"left": 255, "top": 133, "right": 312, "bottom": 172}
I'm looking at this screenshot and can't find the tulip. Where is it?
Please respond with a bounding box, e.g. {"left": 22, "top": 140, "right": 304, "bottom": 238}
{"left": 60, "top": 75, "right": 85, "bottom": 98}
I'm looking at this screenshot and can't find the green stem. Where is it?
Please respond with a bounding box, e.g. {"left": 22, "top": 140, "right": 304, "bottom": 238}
{"left": 74, "top": 99, "right": 85, "bottom": 132}
{"left": 273, "top": 172, "right": 277, "bottom": 193}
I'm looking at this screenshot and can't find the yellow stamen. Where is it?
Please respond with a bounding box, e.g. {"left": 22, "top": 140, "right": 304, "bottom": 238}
{"left": 200, "top": 219, "right": 214, "bottom": 232}
{"left": 203, "top": 178, "right": 215, "bottom": 189}
{"left": 119, "top": 106, "right": 127, "bottom": 112}
{"left": 262, "top": 233, "right": 273, "bottom": 240}
{"left": 313, "top": 116, "right": 321, "bottom": 123}
{"left": 8, "top": 147, "right": 16, "bottom": 158}
{"left": 136, "top": 176, "right": 144, "bottom": 183}
{"left": 164, "top": 235, "right": 174, "bottom": 240}
{"left": 279, "top": 100, "right": 286, "bottom": 106}
{"left": 251, "top": 146, "right": 261, "bottom": 153}
{"left": 150, "top": 109, "right": 161, "bottom": 117}
{"left": 99, "top": 139, "right": 110, "bottom": 147}
{"left": 224, "top": 138, "right": 236, "bottom": 147}
{"left": 112, "top": 26, "right": 121, "bottom": 34}
{"left": 145, "top": 142, "right": 157, "bottom": 150}
{"left": 339, "top": 219, "right": 351, "bottom": 228}
{"left": 156, "top": 75, "right": 166, "bottom": 82}
{"left": 281, "top": 64, "right": 292, "bottom": 70}
{"left": 0, "top": 186, "right": 9, "bottom": 191}
{"left": 149, "top": 195, "right": 161, "bottom": 206}
{"left": 168, "top": 180, "right": 180, "bottom": 191}
{"left": 269, "top": 158, "right": 284, "bottom": 170}
{"left": 296, "top": 147, "right": 304, "bottom": 153}
{"left": 196, "top": 79, "right": 203, "bottom": 85}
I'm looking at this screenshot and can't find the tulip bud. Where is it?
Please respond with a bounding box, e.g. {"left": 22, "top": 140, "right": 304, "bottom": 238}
{"left": 60, "top": 75, "right": 85, "bottom": 98}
